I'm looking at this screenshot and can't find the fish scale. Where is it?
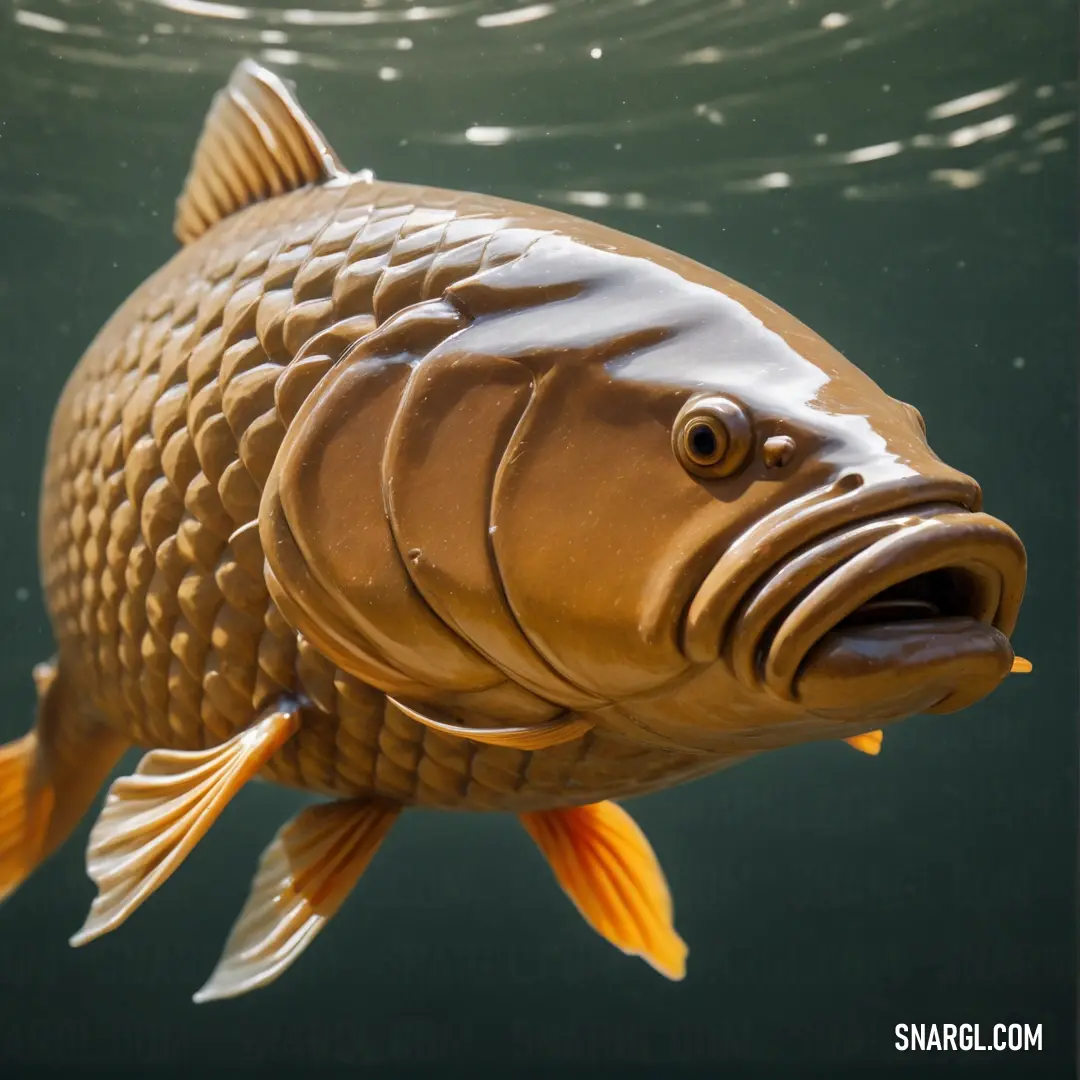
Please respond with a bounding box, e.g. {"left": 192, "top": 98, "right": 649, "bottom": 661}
{"left": 40, "top": 175, "right": 713, "bottom": 810}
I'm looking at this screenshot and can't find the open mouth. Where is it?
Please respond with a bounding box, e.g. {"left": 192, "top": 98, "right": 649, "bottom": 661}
{"left": 832, "top": 566, "right": 985, "bottom": 629}
{"left": 720, "top": 503, "right": 1027, "bottom": 716}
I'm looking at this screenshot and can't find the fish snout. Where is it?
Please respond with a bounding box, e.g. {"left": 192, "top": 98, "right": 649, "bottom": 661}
{"left": 682, "top": 467, "right": 988, "bottom": 670}
{"left": 757, "top": 506, "right": 1026, "bottom": 720}
{"left": 683, "top": 454, "right": 1025, "bottom": 726}
{"left": 835, "top": 439, "right": 985, "bottom": 516}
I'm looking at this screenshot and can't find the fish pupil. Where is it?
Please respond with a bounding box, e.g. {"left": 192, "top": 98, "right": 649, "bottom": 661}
{"left": 689, "top": 423, "right": 719, "bottom": 460}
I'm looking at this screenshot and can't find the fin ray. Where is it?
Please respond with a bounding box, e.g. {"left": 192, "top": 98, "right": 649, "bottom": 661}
{"left": 0, "top": 735, "right": 52, "bottom": 903}
{"left": 194, "top": 798, "right": 399, "bottom": 1003}
{"left": 520, "top": 801, "right": 686, "bottom": 981}
{"left": 175, "top": 58, "right": 347, "bottom": 245}
{"left": 70, "top": 700, "right": 300, "bottom": 946}
{"left": 581, "top": 817, "right": 675, "bottom": 958}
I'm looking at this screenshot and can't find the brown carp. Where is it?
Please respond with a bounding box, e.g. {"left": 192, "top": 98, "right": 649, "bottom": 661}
{"left": 0, "top": 60, "right": 1028, "bottom": 1001}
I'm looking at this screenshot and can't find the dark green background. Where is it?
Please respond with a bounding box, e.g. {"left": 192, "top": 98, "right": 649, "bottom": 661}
{"left": 0, "top": 0, "right": 1075, "bottom": 1077}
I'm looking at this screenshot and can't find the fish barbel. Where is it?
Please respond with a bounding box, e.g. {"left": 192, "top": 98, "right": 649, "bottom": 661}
{"left": 0, "top": 60, "right": 1029, "bottom": 1001}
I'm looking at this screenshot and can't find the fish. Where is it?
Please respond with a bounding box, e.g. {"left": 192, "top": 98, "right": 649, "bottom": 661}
{"left": 0, "top": 60, "right": 1030, "bottom": 1003}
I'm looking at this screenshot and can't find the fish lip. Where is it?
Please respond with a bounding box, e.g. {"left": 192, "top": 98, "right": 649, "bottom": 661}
{"left": 681, "top": 476, "right": 984, "bottom": 667}
{"left": 749, "top": 508, "right": 1027, "bottom": 704}
{"left": 727, "top": 500, "right": 969, "bottom": 690}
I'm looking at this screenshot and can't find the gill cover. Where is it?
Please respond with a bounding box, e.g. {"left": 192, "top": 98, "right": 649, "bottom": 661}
{"left": 261, "top": 299, "right": 521, "bottom": 704}
{"left": 261, "top": 241, "right": 608, "bottom": 719}
{"left": 261, "top": 233, "right": 737, "bottom": 712}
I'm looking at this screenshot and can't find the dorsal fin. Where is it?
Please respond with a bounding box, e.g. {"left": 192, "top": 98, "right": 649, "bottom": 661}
{"left": 174, "top": 59, "right": 349, "bottom": 245}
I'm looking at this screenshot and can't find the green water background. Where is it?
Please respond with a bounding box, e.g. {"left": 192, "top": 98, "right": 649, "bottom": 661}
{"left": 0, "top": 1, "right": 1075, "bottom": 1076}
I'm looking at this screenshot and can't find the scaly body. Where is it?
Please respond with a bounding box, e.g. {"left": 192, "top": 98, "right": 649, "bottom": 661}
{"left": 41, "top": 180, "right": 720, "bottom": 811}
{"left": 2, "top": 60, "right": 1027, "bottom": 1004}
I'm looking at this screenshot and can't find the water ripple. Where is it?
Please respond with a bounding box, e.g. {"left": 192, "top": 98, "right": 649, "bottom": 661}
{"left": 1, "top": 0, "right": 1074, "bottom": 230}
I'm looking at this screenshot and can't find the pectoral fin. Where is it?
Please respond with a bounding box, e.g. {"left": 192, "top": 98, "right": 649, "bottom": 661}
{"left": 194, "top": 798, "right": 399, "bottom": 1003}
{"left": 1011, "top": 656, "right": 1032, "bottom": 674}
{"left": 843, "top": 730, "right": 883, "bottom": 756}
{"left": 70, "top": 699, "right": 300, "bottom": 946}
{"left": 387, "top": 696, "right": 592, "bottom": 750}
{"left": 520, "top": 800, "right": 687, "bottom": 980}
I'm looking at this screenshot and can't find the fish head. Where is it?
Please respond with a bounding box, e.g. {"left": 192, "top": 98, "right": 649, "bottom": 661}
{"left": 666, "top": 327, "right": 1029, "bottom": 737}
{"left": 442, "top": 235, "right": 1027, "bottom": 750}
{"left": 259, "top": 230, "right": 1026, "bottom": 752}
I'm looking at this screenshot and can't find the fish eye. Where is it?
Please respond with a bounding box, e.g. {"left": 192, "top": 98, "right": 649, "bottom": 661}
{"left": 673, "top": 395, "right": 753, "bottom": 478}
{"left": 686, "top": 419, "right": 726, "bottom": 465}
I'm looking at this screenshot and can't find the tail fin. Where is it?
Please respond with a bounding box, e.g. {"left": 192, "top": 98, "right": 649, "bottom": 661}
{"left": 0, "top": 732, "right": 53, "bottom": 902}
{"left": 0, "top": 660, "right": 127, "bottom": 903}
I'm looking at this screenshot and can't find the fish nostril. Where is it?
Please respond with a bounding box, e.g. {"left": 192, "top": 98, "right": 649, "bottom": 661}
{"left": 762, "top": 435, "right": 796, "bottom": 469}
{"left": 834, "top": 473, "right": 864, "bottom": 493}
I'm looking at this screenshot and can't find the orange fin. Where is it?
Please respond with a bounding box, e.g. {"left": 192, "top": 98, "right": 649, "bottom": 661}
{"left": 843, "top": 730, "right": 883, "bottom": 756}
{"left": 174, "top": 58, "right": 350, "bottom": 245}
{"left": 0, "top": 733, "right": 52, "bottom": 904}
{"left": 0, "top": 660, "right": 126, "bottom": 904}
{"left": 387, "top": 696, "right": 592, "bottom": 751}
{"left": 70, "top": 699, "right": 301, "bottom": 947}
{"left": 194, "top": 798, "right": 399, "bottom": 1003}
{"left": 520, "top": 801, "right": 686, "bottom": 980}
{"left": 1011, "top": 656, "right": 1032, "bottom": 674}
